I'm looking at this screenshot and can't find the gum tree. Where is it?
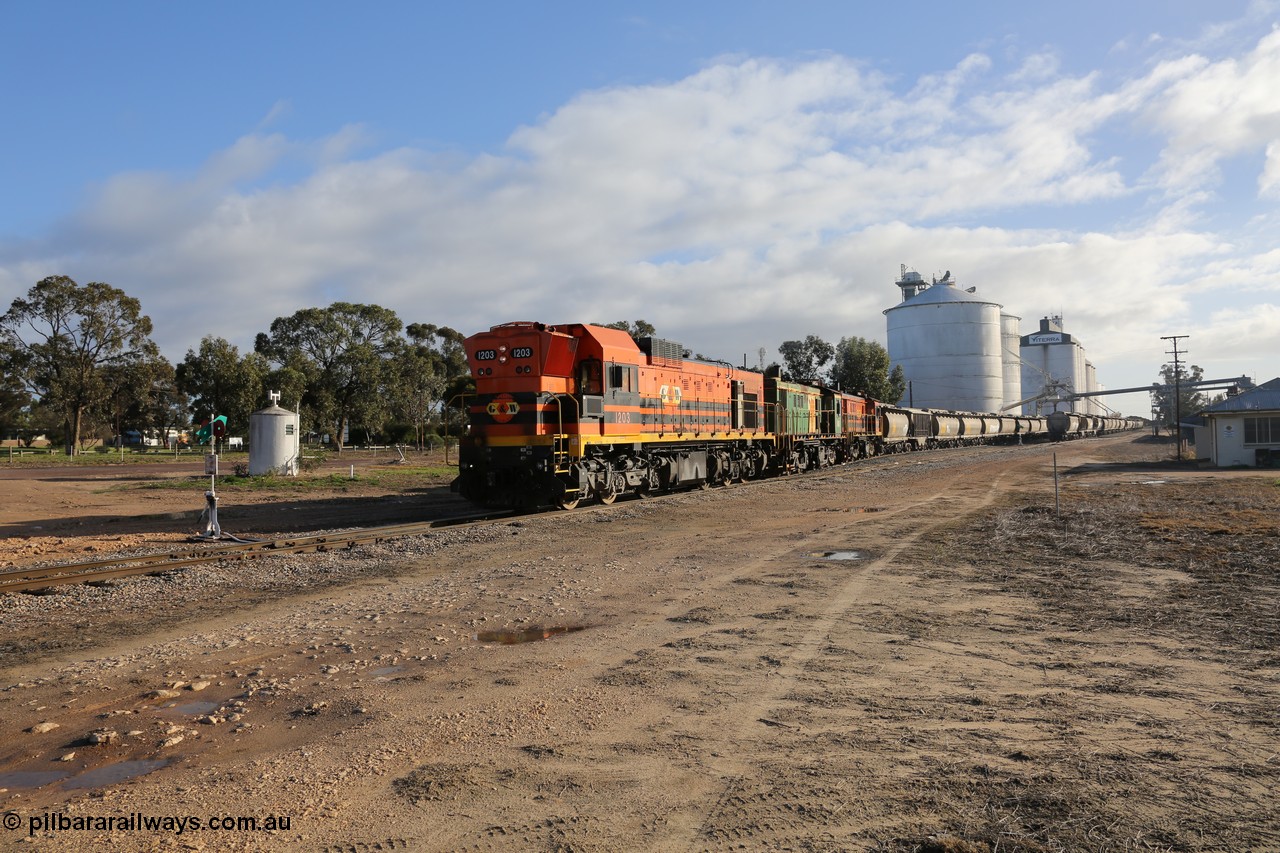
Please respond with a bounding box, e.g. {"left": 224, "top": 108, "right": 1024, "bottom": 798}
{"left": 176, "top": 335, "right": 269, "bottom": 434}
{"left": 1, "top": 276, "right": 157, "bottom": 455}
{"left": 255, "top": 303, "right": 403, "bottom": 450}
{"left": 828, "top": 336, "right": 906, "bottom": 403}
{"left": 778, "top": 335, "right": 834, "bottom": 385}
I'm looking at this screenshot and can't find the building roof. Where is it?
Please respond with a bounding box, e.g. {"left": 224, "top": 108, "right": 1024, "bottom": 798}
{"left": 883, "top": 281, "right": 1002, "bottom": 313}
{"left": 1199, "top": 377, "right": 1280, "bottom": 414}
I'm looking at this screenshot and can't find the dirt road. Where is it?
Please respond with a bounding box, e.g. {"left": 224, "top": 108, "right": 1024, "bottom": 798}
{"left": 1, "top": 435, "right": 1276, "bottom": 851}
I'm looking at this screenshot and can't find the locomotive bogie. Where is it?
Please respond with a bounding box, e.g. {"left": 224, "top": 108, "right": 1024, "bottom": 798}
{"left": 565, "top": 440, "right": 773, "bottom": 505}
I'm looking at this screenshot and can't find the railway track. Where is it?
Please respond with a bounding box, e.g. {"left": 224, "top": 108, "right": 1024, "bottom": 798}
{"left": 0, "top": 510, "right": 513, "bottom": 595}
{"left": 1, "top": 435, "right": 1104, "bottom": 597}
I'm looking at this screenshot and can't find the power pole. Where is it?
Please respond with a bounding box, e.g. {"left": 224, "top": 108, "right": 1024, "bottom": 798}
{"left": 1161, "top": 334, "right": 1189, "bottom": 460}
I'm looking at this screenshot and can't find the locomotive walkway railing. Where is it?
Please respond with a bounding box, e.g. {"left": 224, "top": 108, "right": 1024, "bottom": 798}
{"left": 543, "top": 393, "right": 579, "bottom": 474}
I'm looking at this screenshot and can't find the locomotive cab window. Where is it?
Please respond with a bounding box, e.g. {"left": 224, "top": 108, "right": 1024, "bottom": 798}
{"left": 579, "top": 359, "right": 602, "bottom": 395}
{"left": 608, "top": 364, "right": 637, "bottom": 393}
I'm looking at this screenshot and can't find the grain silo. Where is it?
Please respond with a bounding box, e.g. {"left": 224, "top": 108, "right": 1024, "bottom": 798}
{"left": 1000, "top": 313, "right": 1022, "bottom": 412}
{"left": 1085, "top": 361, "right": 1099, "bottom": 415}
{"left": 1020, "top": 316, "right": 1088, "bottom": 415}
{"left": 884, "top": 267, "right": 1004, "bottom": 413}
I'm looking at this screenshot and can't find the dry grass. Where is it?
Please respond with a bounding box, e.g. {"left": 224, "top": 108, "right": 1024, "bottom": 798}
{"left": 974, "top": 479, "right": 1280, "bottom": 655}
{"left": 878, "top": 473, "right": 1280, "bottom": 850}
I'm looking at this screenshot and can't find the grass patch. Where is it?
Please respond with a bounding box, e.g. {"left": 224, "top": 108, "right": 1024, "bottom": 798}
{"left": 109, "top": 465, "right": 456, "bottom": 494}
{"left": 928, "top": 478, "right": 1280, "bottom": 653}
{"left": 1, "top": 449, "right": 222, "bottom": 467}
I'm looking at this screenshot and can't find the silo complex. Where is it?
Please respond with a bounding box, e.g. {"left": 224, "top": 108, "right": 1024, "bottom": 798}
{"left": 883, "top": 267, "right": 1109, "bottom": 415}
{"left": 884, "top": 270, "right": 1004, "bottom": 413}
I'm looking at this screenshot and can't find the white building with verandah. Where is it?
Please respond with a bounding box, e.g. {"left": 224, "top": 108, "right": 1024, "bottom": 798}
{"left": 1194, "top": 377, "right": 1280, "bottom": 467}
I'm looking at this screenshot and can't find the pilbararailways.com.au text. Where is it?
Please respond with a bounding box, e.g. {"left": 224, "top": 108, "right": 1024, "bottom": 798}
{"left": 9, "top": 811, "right": 293, "bottom": 836}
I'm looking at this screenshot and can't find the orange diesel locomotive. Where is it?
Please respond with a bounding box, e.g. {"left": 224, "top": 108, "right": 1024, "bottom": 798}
{"left": 452, "top": 322, "right": 774, "bottom": 508}
{"left": 449, "top": 320, "right": 1110, "bottom": 509}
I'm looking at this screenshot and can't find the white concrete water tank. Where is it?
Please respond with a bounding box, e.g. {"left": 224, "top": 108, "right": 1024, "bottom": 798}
{"left": 885, "top": 278, "right": 1004, "bottom": 413}
{"left": 249, "top": 393, "right": 300, "bottom": 476}
{"left": 1020, "top": 316, "right": 1089, "bottom": 415}
{"left": 1085, "top": 361, "right": 1099, "bottom": 415}
{"left": 1000, "top": 312, "right": 1022, "bottom": 412}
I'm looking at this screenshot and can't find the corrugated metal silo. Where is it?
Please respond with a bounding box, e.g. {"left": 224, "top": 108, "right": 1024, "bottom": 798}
{"left": 884, "top": 270, "right": 1004, "bottom": 413}
{"left": 249, "top": 392, "right": 301, "bottom": 476}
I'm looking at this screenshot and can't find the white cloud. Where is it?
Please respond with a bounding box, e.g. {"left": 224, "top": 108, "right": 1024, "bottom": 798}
{"left": 4, "top": 25, "right": 1280, "bottom": 406}
{"left": 1144, "top": 27, "right": 1280, "bottom": 194}
{"left": 1260, "top": 140, "right": 1280, "bottom": 197}
{"left": 1008, "top": 51, "right": 1060, "bottom": 83}
{"left": 1199, "top": 302, "right": 1280, "bottom": 381}
{"left": 257, "top": 100, "right": 292, "bottom": 130}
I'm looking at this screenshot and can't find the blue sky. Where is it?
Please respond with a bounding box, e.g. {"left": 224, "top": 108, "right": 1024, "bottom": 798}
{"left": 3, "top": 1, "right": 1279, "bottom": 415}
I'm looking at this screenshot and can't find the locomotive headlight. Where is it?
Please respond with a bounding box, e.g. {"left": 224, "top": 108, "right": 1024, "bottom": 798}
{"left": 498, "top": 345, "right": 508, "bottom": 353}
{"left": 499, "top": 356, "right": 507, "bottom": 363}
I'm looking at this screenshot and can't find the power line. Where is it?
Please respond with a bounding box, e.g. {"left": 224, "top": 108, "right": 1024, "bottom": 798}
{"left": 1161, "top": 334, "right": 1189, "bottom": 460}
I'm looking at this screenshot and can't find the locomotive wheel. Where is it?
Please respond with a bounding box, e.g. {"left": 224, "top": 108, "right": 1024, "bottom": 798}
{"left": 596, "top": 471, "right": 624, "bottom": 504}
{"left": 635, "top": 468, "right": 657, "bottom": 499}
{"left": 558, "top": 497, "right": 580, "bottom": 510}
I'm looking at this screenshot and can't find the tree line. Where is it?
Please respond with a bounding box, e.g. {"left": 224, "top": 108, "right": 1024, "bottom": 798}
{"left": 0, "top": 277, "right": 470, "bottom": 454}
{"left": 0, "top": 278, "right": 911, "bottom": 456}
{"left": 776, "top": 334, "right": 906, "bottom": 402}
{"left": 1151, "top": 362, "right": 1210, "bottom": 431}
{"left": 599, "top": 322, "right": 906, "bottom": 401}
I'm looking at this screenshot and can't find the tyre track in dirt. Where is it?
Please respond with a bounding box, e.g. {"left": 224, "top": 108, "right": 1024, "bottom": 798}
{"left": 415, "top": 452, "right": 1032, "bottom": 852}
{"left": 17, "top": 437, "right": 1247, "bottom": 852}
{"left": 674, "top": 470, "right": 1014, "bottom": 850}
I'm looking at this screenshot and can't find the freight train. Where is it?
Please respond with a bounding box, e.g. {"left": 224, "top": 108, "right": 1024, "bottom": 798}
{"left": 451, "top": 321, "right": 1135, "bottom": 509}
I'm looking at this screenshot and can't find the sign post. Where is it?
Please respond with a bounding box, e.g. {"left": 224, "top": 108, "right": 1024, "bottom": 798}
{"left": 192, "top": 413, "right": 229, "bottom": 539}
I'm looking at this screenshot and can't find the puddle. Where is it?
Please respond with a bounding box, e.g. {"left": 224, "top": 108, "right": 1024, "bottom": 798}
{"left": 1140, "top": 480, "right": 1167, "bottom": 485}
{"left": 369, "top": 665, "right": 404, "bottom": 677}
{"left": 0, "top": 769, "right": 70, "bottom": 790}
{"left": 63, "top": 759, "right": 168, "bottom": 790}
{"left": 810, "top": 550, "right": 863, "bottom": 561}
{"left": 476, "top": 625, "right": 588, "bottom": 645}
